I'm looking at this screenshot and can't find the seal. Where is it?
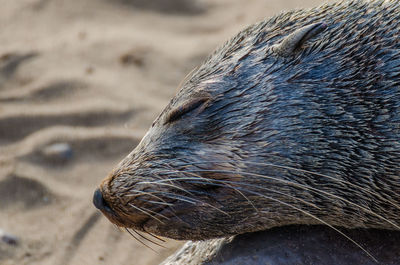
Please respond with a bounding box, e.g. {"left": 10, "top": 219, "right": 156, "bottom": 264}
{"left": 161, "top": 226, "right": 400, "bottom": 265}
{"left": 93, "top": 0, "right": 400, "bottom": 242}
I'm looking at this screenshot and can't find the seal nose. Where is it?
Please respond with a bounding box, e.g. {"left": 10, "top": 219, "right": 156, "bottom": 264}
{"left": 93, "top": 188, "right": 107, "bottom": 211}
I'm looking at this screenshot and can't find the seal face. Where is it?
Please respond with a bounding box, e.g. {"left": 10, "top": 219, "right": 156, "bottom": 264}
{"left": 94, "top": 0, "right": 400, "bottom": 240}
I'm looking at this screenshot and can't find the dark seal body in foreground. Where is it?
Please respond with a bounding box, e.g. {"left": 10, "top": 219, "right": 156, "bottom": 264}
{"left": 161, "top": 226, "right": 400, "bottom": 265}
{"left": 94, "top": 0, "right": 400, "bottom": 245}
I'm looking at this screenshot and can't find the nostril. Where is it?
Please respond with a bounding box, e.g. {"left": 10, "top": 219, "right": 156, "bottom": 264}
{"left": 93, "top": 188, "right": 108, "bottom": 211}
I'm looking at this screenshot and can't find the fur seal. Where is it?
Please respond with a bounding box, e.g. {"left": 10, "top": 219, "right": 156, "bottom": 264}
{"left": 93, "top": 0, "right": 400, "bottom": 245}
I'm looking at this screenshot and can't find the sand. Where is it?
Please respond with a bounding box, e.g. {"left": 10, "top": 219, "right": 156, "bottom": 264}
{"left": 0, "top": 0, "right": 327, "bottom": 264}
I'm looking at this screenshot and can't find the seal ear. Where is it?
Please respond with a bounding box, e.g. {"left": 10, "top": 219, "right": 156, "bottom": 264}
{"left": 272, "top": 22, "right": 327, "bottom": 57}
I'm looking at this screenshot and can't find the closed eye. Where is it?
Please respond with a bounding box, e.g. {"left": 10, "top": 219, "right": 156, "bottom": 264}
{"left": 165, "top": 97, "right": 209, "bottom": 124}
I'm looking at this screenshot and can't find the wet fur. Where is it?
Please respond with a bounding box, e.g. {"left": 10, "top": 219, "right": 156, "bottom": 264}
{"left": 98, "top": 0, "right": 400, "bottom": 240}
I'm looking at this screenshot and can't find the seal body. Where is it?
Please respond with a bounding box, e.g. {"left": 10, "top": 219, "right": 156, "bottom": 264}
{"left": 94, "top": 0, "right": 400, "bottom": 241}
{"left": 161, "top": 226, "right": 400, "bottom": 265}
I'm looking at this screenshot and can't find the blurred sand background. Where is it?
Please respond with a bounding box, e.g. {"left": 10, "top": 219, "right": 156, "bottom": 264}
{"left": 0, "top": 0, "right": 327, "bottom": 264}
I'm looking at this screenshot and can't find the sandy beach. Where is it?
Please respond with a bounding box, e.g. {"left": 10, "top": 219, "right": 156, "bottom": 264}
{"left": 0, "top": 0, "right": 326, "bottom": 264}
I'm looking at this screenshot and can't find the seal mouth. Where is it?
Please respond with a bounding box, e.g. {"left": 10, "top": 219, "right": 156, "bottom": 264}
{"left": 93, "top": 187, "right": 172, "bottom": 231}
{"left": 95, "top": 167, "right": 234, "bottom": 239}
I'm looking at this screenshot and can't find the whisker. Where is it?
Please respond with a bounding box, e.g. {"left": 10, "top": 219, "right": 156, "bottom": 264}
{"left": 137, "top": 199, "right": 174, "bottom": 207}
{"left": 253, "top": 190, "right": 378, "bottom": 263}
{"left": 135, "top": 204, "right": 171, "bottom": 221}
{"left": 174, "top": 180, "right": 377, "bottom": 263}
{"left": 132, "top": 230, "right": 166, "bottom": 248}
{"left": 165, "top": 159, "right": 400, "bottom": 211}
{"left": 126, "top": 189, "right": 174, "bottom": 207}
{"left": 128, "top": 203, "right": 165, "bottom": 224}
{"left": 176, "top": 177, "right": 322, "bottom": 211}
{"left": 145, "top": 188, "right": 230, "bottom": 217}
{"left": 125, "top": 190, "right": 168, "bottom": 202}
{"left": 125, "top": 228, "right": 157, "bottom": 253}
{"left": 126, "top": 188, "right": 186, "bottom": 224}
{"left": 225, "top": 182, "right": 259, "bottom": 212}
{"left": 146, "top": 232, "right": 166, "bottom": 243}
{"left": 146, "top": 190, "right": 196, "bottom": 205}
{"left": 126, "top": 163, "right": 379, "bottom": 262}
{"left": 151, "top": 175, "right": 321, "bottom": 211}
{"left": 175, "top": 168, "right": 400, "bottom": 230}
{"left": 136, "top": 181, "right": 196, "bottom": 197}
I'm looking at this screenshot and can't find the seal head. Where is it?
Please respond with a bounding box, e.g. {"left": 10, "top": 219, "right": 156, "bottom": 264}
{"left": 95, "top": 0, "right": 400, "bottom": 240}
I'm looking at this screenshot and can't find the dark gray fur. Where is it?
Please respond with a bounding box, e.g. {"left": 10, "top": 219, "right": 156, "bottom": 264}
{"left": 161, "top": 226, "right": 400, "bottom": 265}
{"left": 97, "top": 0, "right": 400, "bottom": 242}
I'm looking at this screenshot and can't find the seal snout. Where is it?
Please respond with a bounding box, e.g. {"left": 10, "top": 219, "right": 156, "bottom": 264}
{"left": 93, "top": 188, "right": 112, "bottom": 213}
